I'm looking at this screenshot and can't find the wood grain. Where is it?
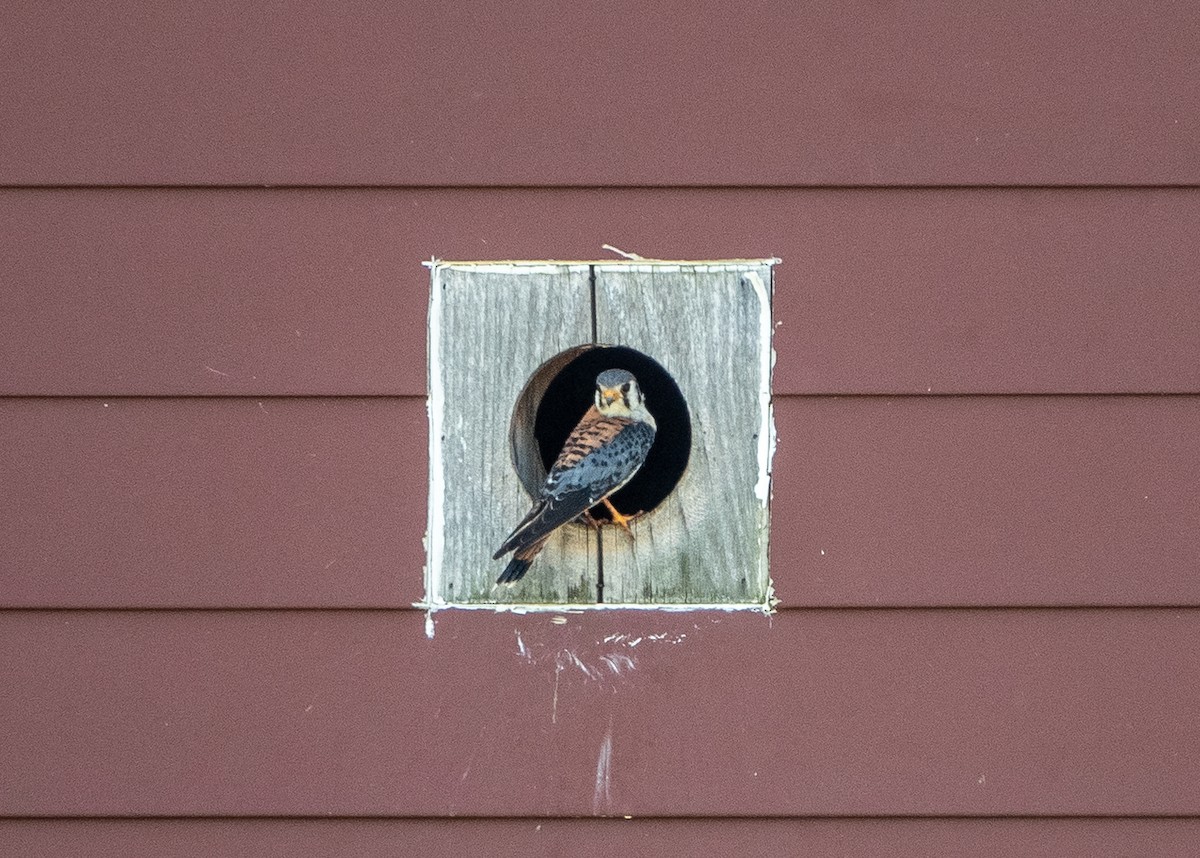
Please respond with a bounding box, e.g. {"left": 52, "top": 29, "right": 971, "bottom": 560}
{"left": 4, "top": 819, "right": 1199, "bottom": 858}
{"left": 594, "top": 263, "right": 773, "bottom": 605}
{"left": 430, "top": 263, "right": 596, "bottom": 605}
{"left": 5, "top": 187, "right": 1200, "bottom": 396}
{"left": 3, "top": 608, "right": 1198, "bottom": 816}
{"left": 3, "top": 2, "right": 1197, "bottom": 185}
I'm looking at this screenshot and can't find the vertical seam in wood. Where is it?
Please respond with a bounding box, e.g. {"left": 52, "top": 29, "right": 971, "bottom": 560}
{"left": 588, "top": 264, "right": 598, "bottom": 344}
{"left": 590, "top": 264, "right": 605, "bottom": 602}
{"left": 596, "top": 526, "right": 605, "bottom": 603}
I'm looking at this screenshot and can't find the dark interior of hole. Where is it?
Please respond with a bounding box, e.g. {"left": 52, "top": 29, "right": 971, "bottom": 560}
{"left": 533, "top": 346, "right": 691, "bottom": 521}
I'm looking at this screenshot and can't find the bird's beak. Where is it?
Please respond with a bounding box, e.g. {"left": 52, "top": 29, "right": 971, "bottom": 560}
{"left": 599, "top": 387, "right": 621, "bottom": 405}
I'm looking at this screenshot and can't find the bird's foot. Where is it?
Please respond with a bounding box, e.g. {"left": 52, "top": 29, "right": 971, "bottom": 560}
{"left": 602, "top": 498, "right": 638, "bottom": 534}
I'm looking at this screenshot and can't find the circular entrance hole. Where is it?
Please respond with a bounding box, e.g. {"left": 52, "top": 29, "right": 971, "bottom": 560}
{"left": 508, "top": 345, "right": 691, "bottom": 523}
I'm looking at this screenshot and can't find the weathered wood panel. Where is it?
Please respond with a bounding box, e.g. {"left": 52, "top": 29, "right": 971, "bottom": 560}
{"left": 3, "top": 3, "right": 1197, "bottom": 185}
{"left": 4, "top": 819, "right": 1199, "bottom": 858}
{"left": 593, "top": 263, "right": 772, "bottom": 605}
{"left": 4, "top": 395, "right": 1200, "bottom": 608}
{"left": 430, "top": 263, "right": 596, "bottom": 605}
{"left": 4, "top": 188, "right": 1200, "bottom": 396}
{"left": 432, "top": 260, "right": 772, "bottom": 607}
{"left": 2, "top": 609, "right": 1198, "bottom": 816}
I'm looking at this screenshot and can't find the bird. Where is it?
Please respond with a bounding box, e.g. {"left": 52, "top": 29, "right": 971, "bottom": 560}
{"left": 494, "top": 368, "right": 657, "bottom": 585}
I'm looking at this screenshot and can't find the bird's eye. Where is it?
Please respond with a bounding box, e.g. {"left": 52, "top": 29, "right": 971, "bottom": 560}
{"left": 621, "top": 383, "right": 631, "bottom": 395}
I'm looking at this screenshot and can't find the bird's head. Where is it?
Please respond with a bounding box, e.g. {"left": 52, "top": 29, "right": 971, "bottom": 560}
{"left": 593, "top": 368, "right": 655, "bottom": 427}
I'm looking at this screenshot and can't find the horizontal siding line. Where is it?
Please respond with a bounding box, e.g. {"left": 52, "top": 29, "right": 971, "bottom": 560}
{"left": 780, "top": 391, "right": 1200, "bottom": 399}
{"left": 4, "top": 392, "right": 1200, "bottom": 402}
{"left": 2, "top": 606, "right": 1199, "bottom": 614}
{"left": 0, "top": 394, "right": 426, "bottom": 402}
{"left": 3, "top": 814, "right": 1200, "bottom": 822}
{"left": 773, "top": 392, "right": 1200, "bottom": 400}
{"left": 1, "top": 184, "right": 1200, "bottom": 193}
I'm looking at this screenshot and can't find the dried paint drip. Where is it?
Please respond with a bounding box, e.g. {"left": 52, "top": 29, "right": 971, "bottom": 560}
{"left": 602, "top": 631, "right": 688, "bottom": 648}
{"left": 593, "top": 725, "right": 613, "bottom": 814}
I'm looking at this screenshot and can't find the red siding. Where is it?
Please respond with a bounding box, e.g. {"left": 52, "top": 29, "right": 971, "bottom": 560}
{"left": 4, "top": 1, "right": 1198, "bottom": 851}
{"left": 4, "top": 396, "right": 1199, "bottom": 608}
{"left": 0, "top": 398, "right": 424, "bottom": 608}
{"left": 4, "top": 188, "right": 1200, "bottom": 396}
{"left": 2, "top": 3, "right": 1197, "bottom": 185}
{"left": 3, "top": 610, "right": 1198, "bottom": 816}
{"left": 5, "top": 819, "right": 1200, "bottom": 858}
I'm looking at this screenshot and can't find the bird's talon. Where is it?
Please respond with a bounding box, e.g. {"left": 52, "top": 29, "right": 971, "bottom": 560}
{"left": 602, "top": 498, "right": 638, "bottom": 533}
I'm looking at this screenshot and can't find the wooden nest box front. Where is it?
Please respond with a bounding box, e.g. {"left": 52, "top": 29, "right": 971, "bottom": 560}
{"left": 425, "top": 259, "right": 776, "bottom": 610}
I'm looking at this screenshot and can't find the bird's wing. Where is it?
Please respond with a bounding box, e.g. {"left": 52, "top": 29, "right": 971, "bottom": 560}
{"left": 494, "top": 414, "right": 655, "bottom": 558}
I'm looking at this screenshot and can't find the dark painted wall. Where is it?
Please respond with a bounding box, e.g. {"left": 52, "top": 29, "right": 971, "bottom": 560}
{"left": 3, "top": 3, "right": 1199, "bottom": 855}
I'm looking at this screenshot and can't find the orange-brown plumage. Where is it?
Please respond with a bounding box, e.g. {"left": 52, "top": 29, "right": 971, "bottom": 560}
{"left": 494, "top": 369, "right": 656, "bottom": 585}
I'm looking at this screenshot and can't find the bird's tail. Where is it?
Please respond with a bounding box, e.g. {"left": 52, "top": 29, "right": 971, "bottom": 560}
{"left": 493, "top": 500, "right": 547, "bottom": 560}
{"left": 497, "top": 556, "right": 533, "bottom": 584}
{"left": 496, "top": 535, "right": 549, "bottom": 585}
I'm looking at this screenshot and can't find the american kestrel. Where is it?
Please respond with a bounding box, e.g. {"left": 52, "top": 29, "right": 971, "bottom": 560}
{"left": 494, "top": 368, "right": 657, "bottom": 585}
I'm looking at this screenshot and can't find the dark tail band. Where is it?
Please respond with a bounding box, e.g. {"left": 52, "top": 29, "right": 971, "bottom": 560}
{"left": 497, "top": 556, "right": 533, "bottom": 585}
